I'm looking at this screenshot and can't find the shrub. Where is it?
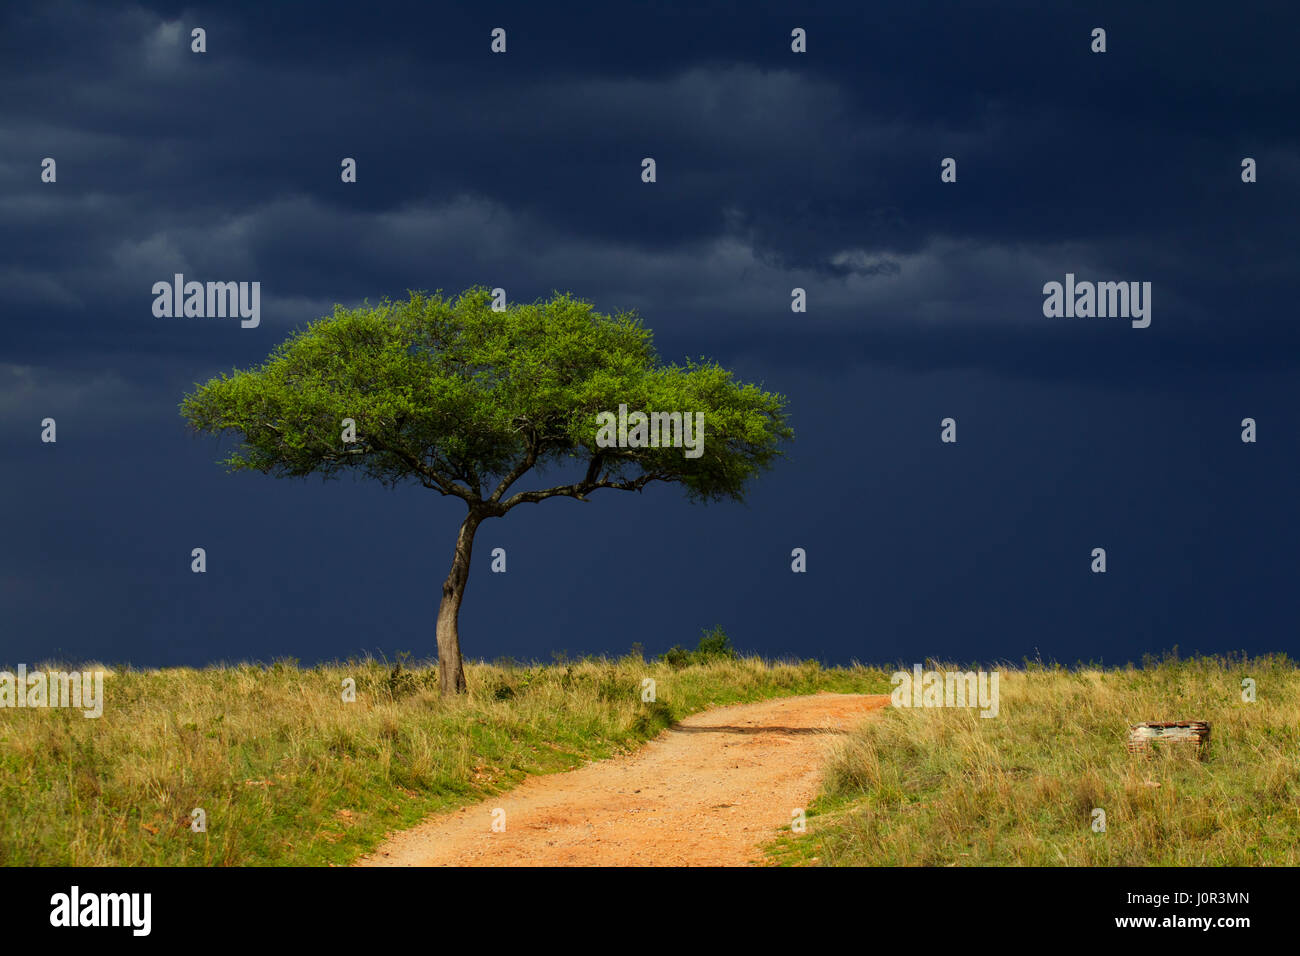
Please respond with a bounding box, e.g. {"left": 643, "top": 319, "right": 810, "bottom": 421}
{"left": 694, "top": 626, "right": 738, "bottom": 662}
{"left": 658, "top": 626, "right": 738, "bottom": 668}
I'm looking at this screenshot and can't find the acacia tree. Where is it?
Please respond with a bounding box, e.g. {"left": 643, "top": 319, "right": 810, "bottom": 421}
{"left": 180, "top": 288, "right": 792, "bottom": 696}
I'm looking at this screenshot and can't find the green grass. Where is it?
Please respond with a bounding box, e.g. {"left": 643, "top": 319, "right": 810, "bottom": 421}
{"left": 765, "top": 653, "right": 1300, "bottom": 866}
{"left": 0, "top": 654, "right": 888, "bottom": 866}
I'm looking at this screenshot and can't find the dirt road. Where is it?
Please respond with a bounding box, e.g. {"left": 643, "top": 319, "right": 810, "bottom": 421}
{"left": 357, "top": 692, "right": 889, "bottom": 867}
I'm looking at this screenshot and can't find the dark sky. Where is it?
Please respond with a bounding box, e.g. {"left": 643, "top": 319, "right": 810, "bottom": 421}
{"left": 2, "top": 1, "right": 1296, "bottom": 669}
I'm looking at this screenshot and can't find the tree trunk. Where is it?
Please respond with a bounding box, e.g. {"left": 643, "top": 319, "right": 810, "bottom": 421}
{"left": 436, "top": 508, "right": 482, "bottom": 696}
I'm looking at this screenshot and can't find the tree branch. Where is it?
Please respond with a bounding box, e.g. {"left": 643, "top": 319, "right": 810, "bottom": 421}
{"left": 488, "top": 425, "right": 544, "bottom": 503}
{"left": 500, "top": 457, "right": 669, "bottom": 511}
{"left": 366, "top": 435, "right": 476, "bottom": 502}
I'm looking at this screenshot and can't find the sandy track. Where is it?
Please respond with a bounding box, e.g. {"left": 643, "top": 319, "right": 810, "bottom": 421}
{"left": 356, "top": 692, "right": 889, "bottom": 867}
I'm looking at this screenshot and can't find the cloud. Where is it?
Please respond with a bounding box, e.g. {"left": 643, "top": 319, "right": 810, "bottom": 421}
{"left": 1, "top": 1, "right": 1296, "bottom": 392}
{"left": 142, "top": 19, "right": 185, "bottom": 72}
{"left": 0, "top": 362, "right": 143, "bottom": 428}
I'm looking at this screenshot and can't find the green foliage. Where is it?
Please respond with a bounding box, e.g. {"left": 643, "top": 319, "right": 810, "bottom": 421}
{"left": 180, "top": 288, "right": 793, "bottom": 506}
{"left": 695, "top": 625, "right": 739, "bottom": 661}
{"left": 659, "top": 626, "right": 739, "bottom": 669}
{"left": 660, "top": 646, "right": 692, "bottom": 670}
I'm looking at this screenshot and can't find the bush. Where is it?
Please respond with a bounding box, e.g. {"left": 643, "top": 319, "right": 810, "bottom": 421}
{"left": 658, "top": 627, "right": 738, "bottom": 668}
{"left": 695, "top": 626, "right": 738, "bottom": 662}
{"left": 661, "top": 645, "right": 692, "bottom": 669}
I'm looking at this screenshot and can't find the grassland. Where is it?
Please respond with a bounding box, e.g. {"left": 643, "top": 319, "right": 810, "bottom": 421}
{"left": 766, "top": 653, "right": 1300, "bottom": 866}
{"left": 0, "top": 653, "right": 888, "bottom": 866}
{"left": 6, "top": 649, "right": 1294, "bottom": 867}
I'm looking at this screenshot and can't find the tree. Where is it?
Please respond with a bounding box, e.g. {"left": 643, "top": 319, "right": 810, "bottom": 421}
{"left": 180, "top": 287, "right": 793, "bottom": 696}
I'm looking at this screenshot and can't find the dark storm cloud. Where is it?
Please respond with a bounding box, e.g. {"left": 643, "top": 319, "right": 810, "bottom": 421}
{"left": 1, "top": 1, "right": 1296, "bottom": 668}
{"left": 5, "top": 0, "right": 1296, "bottom": 383}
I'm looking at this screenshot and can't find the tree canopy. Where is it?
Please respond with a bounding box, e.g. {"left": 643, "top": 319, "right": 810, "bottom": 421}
{"left": 180, "top": 287, "right": 793, "bottom": 694}
{"left": 181, "top": 287, "right": 792, "bottom": 511}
